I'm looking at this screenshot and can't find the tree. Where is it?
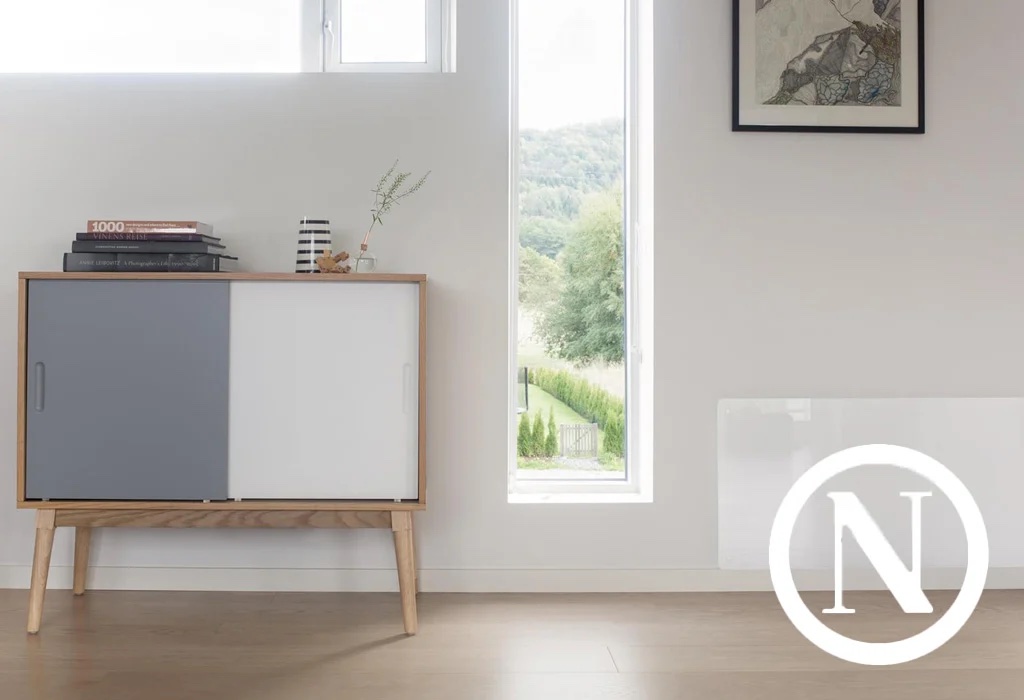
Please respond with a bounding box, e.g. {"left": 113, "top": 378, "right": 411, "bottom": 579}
{"left": 519, "top": 246, "right": 563, "bottom": 311}
{"left": 531, "top": 411, "right": 546, "bottom": 457}
{"left": 519, "top": 217, "right": 571, "bottom": 258}
{"left": 519, "top": 185, "right": 580, "bottom": 222}
{"left": 517, "top": 413, "right": 532, "bottom": 457}
{"left": 536, "top": 189, "right": 625, "bottom": 366}
{"left": 519, "top": 120, "right": 625, "bottom": 224}
{"left": 545, "top": 407, "right": 559, "bottom": 457}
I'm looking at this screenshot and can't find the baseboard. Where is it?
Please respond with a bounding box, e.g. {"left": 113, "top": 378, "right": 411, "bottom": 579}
{"left": 2, "top": 565, "right": 1023, "bottom": 593}
{"left": 423, "top": 568, "right": 1024, "bottom": 592}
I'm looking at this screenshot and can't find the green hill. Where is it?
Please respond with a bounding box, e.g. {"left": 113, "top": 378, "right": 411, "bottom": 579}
{"left": 519, "top": 119, "right": 624, "bottom": 258}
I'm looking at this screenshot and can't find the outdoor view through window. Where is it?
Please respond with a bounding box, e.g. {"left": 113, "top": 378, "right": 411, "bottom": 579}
{"left": 516, "top": 0, "right": 627, "bottom": 482}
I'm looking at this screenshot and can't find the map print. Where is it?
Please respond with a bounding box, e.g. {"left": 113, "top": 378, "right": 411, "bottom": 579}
{"left": 757, "top": 0, "right": 903, "bottom": 107}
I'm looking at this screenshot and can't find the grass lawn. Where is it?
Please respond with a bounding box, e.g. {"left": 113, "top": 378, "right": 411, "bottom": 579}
{"left": 518, "top": 458, "right": 561, "bottom": 471}
{"left": 522, "top": 385, "right": 589, "bottom": 427}
{"left": 598, "top": 452, "right": 625, "bottom": 472}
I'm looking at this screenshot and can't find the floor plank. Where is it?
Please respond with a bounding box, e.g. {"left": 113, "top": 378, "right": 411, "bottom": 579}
{"left": 2, "top": 589, "right": 1023, "bottom": 699}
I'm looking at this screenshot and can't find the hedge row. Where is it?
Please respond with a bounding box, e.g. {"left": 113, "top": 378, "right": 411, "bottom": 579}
{"left": 529, "top": 368, "right": 622, "bottom": 429}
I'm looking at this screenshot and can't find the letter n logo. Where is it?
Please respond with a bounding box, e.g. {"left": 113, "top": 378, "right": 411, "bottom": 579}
{"left": 823, "top": 491, "right": 933, "bottom": 615}
{"left": 770, "top": 444, "right": 988, "bottom": 665}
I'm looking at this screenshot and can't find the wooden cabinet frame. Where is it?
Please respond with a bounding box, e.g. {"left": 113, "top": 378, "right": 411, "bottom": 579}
{"left": 16, "top": 272, "right": 427, "bottom": 635}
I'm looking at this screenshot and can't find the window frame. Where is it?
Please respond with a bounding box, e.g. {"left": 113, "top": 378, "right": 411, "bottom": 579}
{"left": 508, "top": 0, "right": 653, "bottom": 502}
{"left": 321, "top": 0, "right": 455, "bottom": 73}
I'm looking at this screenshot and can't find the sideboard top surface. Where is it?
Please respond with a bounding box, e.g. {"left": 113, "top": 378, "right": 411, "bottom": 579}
{"left": 20, "top": 272, "right": 426, "bottom": 282}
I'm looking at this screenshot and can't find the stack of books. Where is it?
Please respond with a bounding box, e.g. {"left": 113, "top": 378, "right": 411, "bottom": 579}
{"left": 63, "top": 220, "right": 238, "bottom": 272}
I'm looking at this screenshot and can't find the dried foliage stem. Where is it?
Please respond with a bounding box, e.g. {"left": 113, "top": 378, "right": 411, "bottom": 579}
{"left": 358, "top": 160, "right": 431, "bottom": 266}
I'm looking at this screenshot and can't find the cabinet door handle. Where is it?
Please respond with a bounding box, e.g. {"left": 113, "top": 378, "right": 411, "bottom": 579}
{"left": 402, "top": 363, "right": 413, "bottom": 414}
{"left": 33, "top": 362, "right": 45, "bottom": 412}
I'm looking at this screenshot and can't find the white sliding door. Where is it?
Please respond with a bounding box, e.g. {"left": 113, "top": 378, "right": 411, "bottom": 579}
{"left": 228, "top": 282, "right": 420, "bottom": 500}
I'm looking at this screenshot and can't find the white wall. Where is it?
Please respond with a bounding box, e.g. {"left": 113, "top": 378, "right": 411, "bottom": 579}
{"left": 1, "top": 0, "right": 1023, "bottom": 592}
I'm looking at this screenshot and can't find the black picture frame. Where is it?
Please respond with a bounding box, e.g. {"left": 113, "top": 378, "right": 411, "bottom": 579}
{"left": 732, "top": 0, "right": 925, "bottom": 134}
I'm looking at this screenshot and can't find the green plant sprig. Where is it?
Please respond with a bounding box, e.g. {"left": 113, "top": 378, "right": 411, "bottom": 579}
{"left": 361, "top": 160, "right": 431, "bottom": 249}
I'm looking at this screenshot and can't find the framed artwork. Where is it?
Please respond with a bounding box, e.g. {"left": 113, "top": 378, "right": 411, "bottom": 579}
{"left": 733, "top": 0, "right": 925, "bottom": 133}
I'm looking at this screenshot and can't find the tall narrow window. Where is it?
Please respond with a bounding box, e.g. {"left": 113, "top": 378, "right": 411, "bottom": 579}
{"left": 511, "top": 0, "right": 651, "bottom": 499}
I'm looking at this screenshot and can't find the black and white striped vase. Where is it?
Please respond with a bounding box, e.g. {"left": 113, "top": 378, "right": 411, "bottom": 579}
{"left": 296, "top": 218, "right": 331, "bottom": 273}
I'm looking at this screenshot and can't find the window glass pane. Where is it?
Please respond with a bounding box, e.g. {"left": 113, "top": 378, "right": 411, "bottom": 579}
{"left": 0, "top": 0, "right": 302, "bottom": 73}
{"left": 341, "top": 0, "right": 427, "bottom": 63}
{"left": 516, "top": 0, "right": 627, "bottom": 481}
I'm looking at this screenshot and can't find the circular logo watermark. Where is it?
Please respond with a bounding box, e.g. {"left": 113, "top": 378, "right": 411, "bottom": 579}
{"left": 768, "top": 444, "right": 989, "bottom": 666}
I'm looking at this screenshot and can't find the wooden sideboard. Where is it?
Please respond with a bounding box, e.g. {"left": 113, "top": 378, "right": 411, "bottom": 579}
{"left": 17, "top": 272, "right": 426, "bottom": 634}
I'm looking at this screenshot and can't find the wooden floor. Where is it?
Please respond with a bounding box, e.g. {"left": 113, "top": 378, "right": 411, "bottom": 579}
{"left": 2, "top": 588, "right": 1023, "bottom": 699}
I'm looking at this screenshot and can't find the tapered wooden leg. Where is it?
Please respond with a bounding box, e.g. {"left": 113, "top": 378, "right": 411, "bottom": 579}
{"left": 411, "top": 520, "right": 419, "bottom": 595}
{"left": 27, "top": 510, "right": 56, "bottom": 634}
{"left": 391, "top": 512, "right": 418, "bottom": 635}
{"left": 73, "top": 527, "right": 92, "bottom": 596}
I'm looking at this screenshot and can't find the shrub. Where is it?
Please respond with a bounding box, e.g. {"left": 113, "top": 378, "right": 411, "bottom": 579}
{"left": 603, "top": 410, "right": 625, "bottom": 458}
{"left": 545, "top": 407, "right": 559, "bottom": 457}
{"left": 531, "top": 411, "right": 546, "bottom": 457}
{"left": 517, "top": 413, "right": 532, "bottom": 457}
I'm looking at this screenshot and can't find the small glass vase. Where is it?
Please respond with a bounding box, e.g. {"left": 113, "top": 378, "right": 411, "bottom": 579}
{"left": 354, "top": 248, "right": 377, "bottom": 273}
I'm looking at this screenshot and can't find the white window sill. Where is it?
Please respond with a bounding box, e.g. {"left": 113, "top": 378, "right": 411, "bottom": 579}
{"left": 508, "top": 491, "right": 653, "bottom": 505}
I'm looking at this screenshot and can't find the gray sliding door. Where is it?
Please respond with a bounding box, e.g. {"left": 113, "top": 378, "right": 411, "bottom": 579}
{"left": 25, "top": 280, "right": 230, "bottom": 501}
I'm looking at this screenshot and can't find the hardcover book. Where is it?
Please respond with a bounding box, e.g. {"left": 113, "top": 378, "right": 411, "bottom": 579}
{"left": 72, "top": 240, "right": 225, "bottom": 255}
{"left": 76, "top": 231, "right": 221, "bottom": 243}
{"left": 86, "top": 220, "right": 214, "bottom": 235}
{"left": 63, "top": 253, "right": 237, "bottom": 273}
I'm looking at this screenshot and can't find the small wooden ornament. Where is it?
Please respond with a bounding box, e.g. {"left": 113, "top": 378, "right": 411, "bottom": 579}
{"left": 315, "top": 248, "right": 352, "bottom": 274}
